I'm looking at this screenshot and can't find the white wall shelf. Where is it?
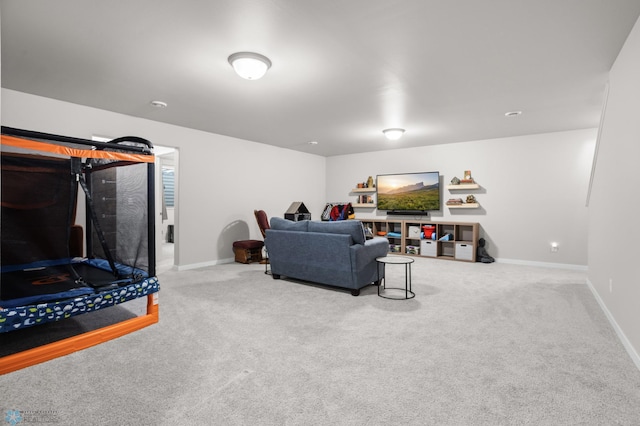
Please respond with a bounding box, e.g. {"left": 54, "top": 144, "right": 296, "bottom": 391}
{"left": 446, "top": 183, "right": 480, "bottom": 190}
{"left": 351, "top": 187, "right": 376, "bottom": 207}
{"left": 447, "top": 203, "right": 480, "bottom": 209}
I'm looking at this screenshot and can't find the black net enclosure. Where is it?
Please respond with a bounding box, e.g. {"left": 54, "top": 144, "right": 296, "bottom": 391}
{"left": 1, "top": 127, "right": 157, "bottom": 311}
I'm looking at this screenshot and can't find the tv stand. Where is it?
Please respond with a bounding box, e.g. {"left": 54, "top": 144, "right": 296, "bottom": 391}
{"left": 360, "top": 219, "right": 479, "bottom": 262}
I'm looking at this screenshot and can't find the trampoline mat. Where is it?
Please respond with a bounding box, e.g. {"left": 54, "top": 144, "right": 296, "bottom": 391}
{"left": 1, "top": 263, "right": 120, "bottom": 303}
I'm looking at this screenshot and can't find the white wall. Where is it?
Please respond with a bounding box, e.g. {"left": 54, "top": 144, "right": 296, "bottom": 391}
{"left": 1, "top": 89, "right": 327, "bottom": 269}
{"left": 587, "top": 16, "right": 640, "bottom": 367}
{"left": 327, "top": 129, "right": 596, "bottom": 267}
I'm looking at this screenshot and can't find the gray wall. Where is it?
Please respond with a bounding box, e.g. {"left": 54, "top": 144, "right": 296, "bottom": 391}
{"left": 1, "top": 89, "right": 327, "bottom": 269}
{"left": 1, "top": 89, "right": 595, "bottom": 269}
{"left": 587, "top": 15, "right": 640, "bottom": 367}
{"left": 326, "top": 129, "right": 596, "bottom": 268}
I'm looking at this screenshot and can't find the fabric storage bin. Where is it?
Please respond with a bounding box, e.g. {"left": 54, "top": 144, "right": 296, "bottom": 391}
{"left": 455, "top": 243, "right": 474, "bottom": 261}
{"left": 408, "top": 226, "right": 420, "bottom": 238}
{"left": 406, "top": 245, "right": 420, "bottom": 255}
{"left": 420, "top": 240, "right": 437, "bottom": 257}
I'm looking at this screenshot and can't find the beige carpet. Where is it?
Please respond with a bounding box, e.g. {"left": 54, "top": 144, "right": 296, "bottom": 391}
{"left": 1, "top": 258, "right": 640, "bottom": 425}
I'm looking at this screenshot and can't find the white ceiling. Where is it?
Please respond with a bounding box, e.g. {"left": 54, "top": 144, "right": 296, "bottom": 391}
{"left": 2, "top": 0, "right": 640, "bottom": 157}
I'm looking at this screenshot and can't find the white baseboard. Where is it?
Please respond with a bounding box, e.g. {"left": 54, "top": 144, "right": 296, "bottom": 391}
{"left": 586, "top": 278, "right": 640, "bottom": 371}
{"left": 495, "top": 257, "right": 588, "bottom": 271}
{"left": 177, "top": 257, "right": 234, "bottom": 271}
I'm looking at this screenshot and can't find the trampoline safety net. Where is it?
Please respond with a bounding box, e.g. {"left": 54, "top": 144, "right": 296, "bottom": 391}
{"left": 1, "top": 127, "right": 156, "bottom": 309}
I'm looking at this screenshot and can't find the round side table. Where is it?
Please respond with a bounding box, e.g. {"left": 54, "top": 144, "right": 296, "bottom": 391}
{"left": 376, "top": 256, "right": 415, "bottom": 300}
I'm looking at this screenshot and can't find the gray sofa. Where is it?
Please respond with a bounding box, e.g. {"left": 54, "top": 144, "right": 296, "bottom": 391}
{"left": 265, "top": 217, "right": 390, "bottom": 296}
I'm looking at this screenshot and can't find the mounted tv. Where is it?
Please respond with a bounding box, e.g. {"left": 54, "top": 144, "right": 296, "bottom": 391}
{"left": 376, "top": 171, "right": 440, "bottom": 215}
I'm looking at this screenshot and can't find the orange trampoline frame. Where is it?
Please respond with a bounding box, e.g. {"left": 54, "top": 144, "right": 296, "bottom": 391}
{"left": 1, "top": 131, "right": 159, "bottom": 375}
{"left": 0, "top": 293, "right": 158, "bottom": 375}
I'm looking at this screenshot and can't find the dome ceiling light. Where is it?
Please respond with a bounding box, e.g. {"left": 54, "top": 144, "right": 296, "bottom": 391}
{"left": 382, "top": 128, "right": 405, "bottom": 141}
{"left": 228, "top": 52, "right": 272, "bottom": 80}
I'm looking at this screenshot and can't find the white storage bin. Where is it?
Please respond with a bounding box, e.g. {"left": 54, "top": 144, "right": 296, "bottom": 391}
{"left": 420, "top": 239, "right": 437, "bottom": 257}
{"left": 408, "top": 226, "right": 420, "bottom": 238}
{"left": 455, "top": 243, "right": 474, "bottom": 261}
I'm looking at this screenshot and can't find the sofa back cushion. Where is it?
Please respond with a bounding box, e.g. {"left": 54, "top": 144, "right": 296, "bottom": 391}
{"left": 308, "top": 220, "right": 365, "bottom": 245}
{"left": 270, "top": 217, "right": 310, "bottom": 232}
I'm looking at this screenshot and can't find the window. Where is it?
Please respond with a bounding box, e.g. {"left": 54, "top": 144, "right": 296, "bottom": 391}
{"left": 162, "top": 167, "right": 175, "bottom": 208}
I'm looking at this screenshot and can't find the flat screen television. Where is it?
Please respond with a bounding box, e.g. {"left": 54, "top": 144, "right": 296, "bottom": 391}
{"left": 376, "top": 171, "right": 440, "bottom": 215}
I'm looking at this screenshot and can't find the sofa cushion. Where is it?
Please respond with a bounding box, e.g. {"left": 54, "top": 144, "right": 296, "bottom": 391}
{"left": 270, "top": 217, "right": 309, "bottom": 232}
{"left": 308, "top": 220, "right": 365, "bottom": 245}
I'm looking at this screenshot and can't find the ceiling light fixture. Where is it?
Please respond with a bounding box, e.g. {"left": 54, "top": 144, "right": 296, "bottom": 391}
{"left": 228, "top": 52, "right": 272, "bottom": 80}
{"left": 150, "top": 100, "right": 168, "bottom": 108}
{"left": 504, "top": 111, "right": 522, "bottom": 117}
{"left": 382, "top": 128, "right": 405, "bottom": 141}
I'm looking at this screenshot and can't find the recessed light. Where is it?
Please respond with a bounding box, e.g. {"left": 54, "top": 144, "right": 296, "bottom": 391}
{"left": 504, "top": 111, "right": 522, "bottom": 117}
{"left": 150, "top": 100, "right": 168, "bottom": 108}
{"left": 308, "top": 141, "right": 318, "bottom": 145}
{"left": 382, "top": 128, "right": 405, "bottom": 140}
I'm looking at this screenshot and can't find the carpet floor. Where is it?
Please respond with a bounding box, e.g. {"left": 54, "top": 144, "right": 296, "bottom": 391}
{"left": 1, "top": 258, "right": 639, "bottom": 425}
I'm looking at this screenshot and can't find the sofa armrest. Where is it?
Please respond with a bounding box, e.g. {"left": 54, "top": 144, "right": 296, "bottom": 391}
{"left": 350, "top": 237, "right": 390, "bottom": 267}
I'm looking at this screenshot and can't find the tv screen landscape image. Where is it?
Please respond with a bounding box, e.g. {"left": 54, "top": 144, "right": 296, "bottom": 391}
{"left": 376, "top": 171, "right": 440, "bottom": 213}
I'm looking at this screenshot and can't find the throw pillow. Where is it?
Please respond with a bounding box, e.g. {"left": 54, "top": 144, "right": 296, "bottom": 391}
{"left": 308, "top": 220, "right": 365, "bottom": 245}
{"left": 270, "top": 217, "right": 309, "bottom": 232}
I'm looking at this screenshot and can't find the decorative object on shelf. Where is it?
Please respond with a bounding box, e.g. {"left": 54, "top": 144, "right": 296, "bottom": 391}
{"left": 450, "top": 176, "right": 460, "bottom": 185}
{"left": 357, "top": 195, "right": 374, "bottom": 204}
{"left": 461, "top": 170, "right": 474, "bottom": 184}
{"left": 476, "top": 238, "right": 495, "bottom": 263}
{"left": 446, "top": 198, "right": 464, "bottom": 205}
{"left": 466, "top": 195, "right": 477, "bottom": 204}
{"left": 438, "top": 233, "right": 453, "bottom": 241}
{"left": 357, "top": 183, "right": 364, "bottom": 188}
{"left": 366, "top": 176, "right": 374, "bottom": 188}
{"left": 285, "top": 202, "right": 311, "bottom": 221}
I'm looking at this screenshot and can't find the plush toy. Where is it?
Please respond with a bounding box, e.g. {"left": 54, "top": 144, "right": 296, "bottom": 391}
{"left": 476, "top": 238, "right": 495, "bottom": 263}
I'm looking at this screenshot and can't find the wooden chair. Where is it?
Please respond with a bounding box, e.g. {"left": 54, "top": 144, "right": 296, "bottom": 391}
{"left": 254, "top": 210, "right": 271, "bottom": 274}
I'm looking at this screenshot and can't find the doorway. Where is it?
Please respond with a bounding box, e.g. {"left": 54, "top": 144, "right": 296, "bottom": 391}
{"left": 155, "top": 146, "right": 178, "bottom": 273}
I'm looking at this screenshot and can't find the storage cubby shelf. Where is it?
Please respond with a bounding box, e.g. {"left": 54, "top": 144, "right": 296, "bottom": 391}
{"left": 360, "top": 219, "right": 479, "bottom": 262}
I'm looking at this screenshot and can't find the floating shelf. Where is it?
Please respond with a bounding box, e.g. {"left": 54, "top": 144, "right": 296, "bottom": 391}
{"left": 351, "top": 188, "right": 376, "bottom": 193}
{"left": 447, "top": 203, "right": 479, "bottom": 209}
{"left": 353, "top": 203, "right": 376, "bottom": 208}
{"left": 446, "top": 184, "right": 480, "bottom": 190}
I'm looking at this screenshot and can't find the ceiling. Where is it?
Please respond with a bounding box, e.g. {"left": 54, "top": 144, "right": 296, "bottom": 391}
{"left": 2, "top": 1, "right": 640, "bottom": 157}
